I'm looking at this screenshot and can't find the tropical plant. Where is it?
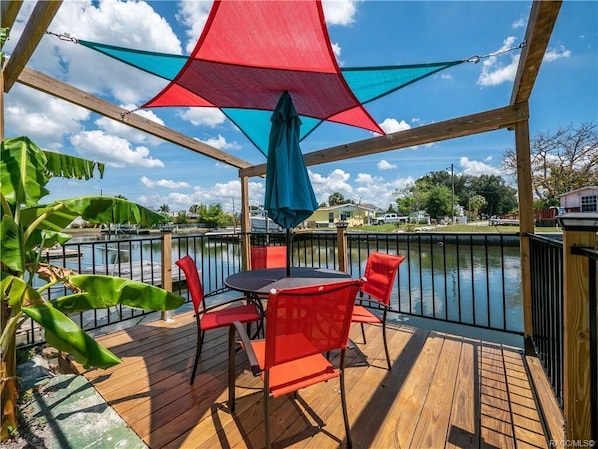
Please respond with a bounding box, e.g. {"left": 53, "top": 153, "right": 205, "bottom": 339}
{"left": 0, "top": 136, "right": 185, "bottom": 440}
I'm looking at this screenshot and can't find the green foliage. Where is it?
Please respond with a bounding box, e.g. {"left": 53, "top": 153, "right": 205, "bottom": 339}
{"left": 423, "top": 185, "right": 452, "bottom": 219}
{"left": 0, "top": 137, "right": 185, "bottom": 428}
{"left": 328, "top": 192, "right": 346, "bottom": 206}
{"left": 200, "top": 203, "right": 230, "bottom": 228}
{"left": 395, "top": 170, "right": 518, "bottom": 218}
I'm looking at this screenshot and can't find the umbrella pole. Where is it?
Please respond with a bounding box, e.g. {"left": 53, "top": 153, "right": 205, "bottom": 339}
{"left": 286, "top": 228, "right": 291, "bottom": 277}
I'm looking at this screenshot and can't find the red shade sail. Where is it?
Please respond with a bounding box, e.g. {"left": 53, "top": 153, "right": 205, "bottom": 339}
{"left": 143, "top": 0, "right": 385, "bottom": 135}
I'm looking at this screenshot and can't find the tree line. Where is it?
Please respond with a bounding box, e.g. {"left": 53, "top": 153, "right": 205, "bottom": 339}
{"left": 150, "top": 122, "right": 596, "bottom": 224}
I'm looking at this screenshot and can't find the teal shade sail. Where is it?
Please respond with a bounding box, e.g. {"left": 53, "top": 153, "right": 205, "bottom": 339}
{"left": 78, "top": 39, "right": 463, "bottom": 155}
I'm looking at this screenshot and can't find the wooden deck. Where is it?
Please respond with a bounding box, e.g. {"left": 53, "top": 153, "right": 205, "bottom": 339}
{"left": 71, "top": 310, "right": 553, "bottom": 449}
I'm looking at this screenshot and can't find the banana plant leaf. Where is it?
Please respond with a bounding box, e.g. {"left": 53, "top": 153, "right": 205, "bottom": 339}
{"left": 1, "top": 137, "right": 104, "bottom": 209}
{"left": 43, "top": 150, "right": 105, "bottom": 180}
{"left": 1, "top": 215, "right": 23, "bottom": 273}
{"left": 0, "top": 272, "right": 43, "bottom": 309}
{"left": 0, "top": 136, "right": 49, "bottom": 207}
{"left": 22, "top": 303, "right": 122, "bottom": 369}
{"left": 51, "top": 275, "right": 185, "bottom": 312}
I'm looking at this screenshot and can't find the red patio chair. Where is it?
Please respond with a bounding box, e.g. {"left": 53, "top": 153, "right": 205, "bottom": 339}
{"left": 352, "top": 252, "right": 405, "bottom": 370}
{"left": 175, "top": 255, "right": 262, "bottom": 385}
{"left": 250, "top": 245, "right": 287, "bottom": 269}
{"left": 228, "top": 279, "right": 363, "bottom": 449}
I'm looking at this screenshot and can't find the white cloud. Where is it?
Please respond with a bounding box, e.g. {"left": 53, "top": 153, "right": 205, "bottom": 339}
{"left": 309, "top": 168, "right": 353, "bottom": 204}
{"left": 355, "top": 175, "right": 415, "bottom": 209}
{"left": 322, "top": 0, "right": 358, "bottom": 26}
{"left": 440, "top": 73, "right": 453, "bottom": 80}
{"left": 70, "top": 130, "right": 164, "bottom": 168}
{"left": 331, "top": 42, "right": 343, "bottom": 64}
{"left": 175, "top": 1, "right": 213, "bottom": 54}
{"left": 477, "top": 37, "right": 521, "bottom": 87}
{"left": 512, "top": 18, "right": 526, "bottom": 29}
{"left": 40, "top": 0, "right": 180, "bottom": 104}
{"left": 5, "top": 0, "right": 181, "bottom": 149}
{"left": 377, "top": 160, "right": 397, "bottom": 171}
{"left": 198, "top": 134, "right": 242, "bottom": 151}
{"left": 177, "top": 108, "right": 227, "bottom": 127}
{"left": 379, "top": 118, "right": 411, "bottom": 134}
{"left": 544, "top": 46, "right": 571, "bottom": 62}
{"left": 355, "top": 173, "right": 380, "bottom": 184}
{"left": 140, "top": 176, "right": 190, "bottom": 189}
{"left": 94, "top": 106, "right": 164, "bottom": 146}
{"left": 4, "top": 86, "right": 89, "bottom": 150}
{"left": 136, "top": 179, "right": 265, "bottom": 212}
{"left": 459, "top": 157, "right": 500, "bottom": 176}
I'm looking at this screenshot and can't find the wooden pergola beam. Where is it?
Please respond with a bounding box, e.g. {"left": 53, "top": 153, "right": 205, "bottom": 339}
{"left": 1, "top": 0, "right": 24, "bottom": 30}
{"left": 511, "top": 0, "right": 562, "bottom": 104}
{"left": 240, "top": 102, "right": 529, "bottom": 178}
{"left": 3, "top": 0, "right": 62, "bottom": 92}
{"left": 17, "top": 67, "right": 252, "bottom": 169}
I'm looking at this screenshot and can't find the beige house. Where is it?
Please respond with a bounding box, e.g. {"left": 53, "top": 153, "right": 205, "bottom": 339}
{"left": 558, "top": 186, "right": 598, "bottom": 212}
{"left": 304, "top": 203, "right": 377, "bottom": 228}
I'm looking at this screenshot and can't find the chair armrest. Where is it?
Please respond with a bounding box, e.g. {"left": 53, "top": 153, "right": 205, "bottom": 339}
{"left": 231, "top": 321, "right": 262, "bottom": 377}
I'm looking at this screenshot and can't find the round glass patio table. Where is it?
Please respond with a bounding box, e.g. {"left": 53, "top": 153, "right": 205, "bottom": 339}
{"left": 225, "top": 267, "right": 351, "bottom": 296}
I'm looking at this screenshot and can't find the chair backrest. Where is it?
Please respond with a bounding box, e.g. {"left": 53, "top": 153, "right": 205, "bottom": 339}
{"left": 251, "top": 246, "right": 287, "bottom": 269}
{"left": 361, "top": 252, "right": 405, "bottom": 306}
{"left": 175, "top": 255, "right": 205, "bottom": 314}
{"left": 264, "top": 279, "right": 362, "bottom": 370}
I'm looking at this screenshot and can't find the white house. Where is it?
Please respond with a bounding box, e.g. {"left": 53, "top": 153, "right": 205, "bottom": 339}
{"left": 559, "top": 186, "right": 598, "bottom": 212}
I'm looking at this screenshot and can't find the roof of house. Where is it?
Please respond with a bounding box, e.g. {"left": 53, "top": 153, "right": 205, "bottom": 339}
{"left": 316, "top": 203, "right": 376, "bottom": 212}
{"left": 558, "top": 186, "right": 598, "bottom": 197}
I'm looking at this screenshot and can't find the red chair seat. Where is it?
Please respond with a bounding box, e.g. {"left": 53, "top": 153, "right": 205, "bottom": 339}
{"left": 250, "top": 339, "right": 339, "bottom": 398}
{"left": 175, "top": 255, "right": 262, "bottom": 385}
{"left": 351, "top": 305, "right": 382, "bottom": 324}
{"left": 201, "top": 304, "right": 261, "bottom": 331}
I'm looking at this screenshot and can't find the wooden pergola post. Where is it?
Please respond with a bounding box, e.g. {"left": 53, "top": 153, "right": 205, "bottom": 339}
{"left": 514, "top": 119, "right": 534, "bottom": 336}
{"left": 240, "top": 175, "right": 251, "bottom": 271}
{"left": 560, "top": 219, "right": 597, "bottom": 440}
{"left": 161, "top": 229, "right": 173, "bottom": 321}
{"left": 336, "top": 221, "right": 349, "bottom": 273}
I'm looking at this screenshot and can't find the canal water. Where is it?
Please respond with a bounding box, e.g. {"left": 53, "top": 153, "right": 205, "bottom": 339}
{"left": 62, "top": 232, "right": 522, "bottom": 339}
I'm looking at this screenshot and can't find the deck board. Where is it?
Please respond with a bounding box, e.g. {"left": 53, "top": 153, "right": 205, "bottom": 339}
{"left": 71, "top": 311, "right": 557, "bottom": 448}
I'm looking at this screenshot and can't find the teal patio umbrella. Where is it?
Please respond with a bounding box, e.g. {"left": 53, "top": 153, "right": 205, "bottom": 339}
{"left": 264, "top": 91, "right": 318, "bottom": 276}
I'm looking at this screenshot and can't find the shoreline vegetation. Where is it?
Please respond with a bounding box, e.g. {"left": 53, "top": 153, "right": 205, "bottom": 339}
{"left": 66, "top": 223, "right": 563, "bottom": 236}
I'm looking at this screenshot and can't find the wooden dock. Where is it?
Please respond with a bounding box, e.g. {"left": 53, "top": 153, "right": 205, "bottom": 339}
{"left": 71, "top": 311, "right": 562, "bottom": 448}
{"left": 80, "top": 261, "right": 183, "bottom": 286}
{"left": 43, "top": 247, "right": 84, "bottom": 259}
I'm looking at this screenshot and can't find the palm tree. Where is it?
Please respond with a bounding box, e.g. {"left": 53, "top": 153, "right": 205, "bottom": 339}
{"left": 159, "top": 203, "right": 170, "bottom": 214}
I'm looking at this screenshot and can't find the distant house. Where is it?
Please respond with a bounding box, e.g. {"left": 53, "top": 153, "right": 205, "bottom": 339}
{"left": 559, "top": 186, "right": 598, "bottom": 212}
{"left": 304, "top": 203, "right": 377, "bottom": 228}
{"left": 408, "top": 210, "right": 431, "bottom": 225}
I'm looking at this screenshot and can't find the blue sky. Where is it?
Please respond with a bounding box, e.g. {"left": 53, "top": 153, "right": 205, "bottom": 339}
{"left": 4, "top": 0, "right": 597, "bottom": 213}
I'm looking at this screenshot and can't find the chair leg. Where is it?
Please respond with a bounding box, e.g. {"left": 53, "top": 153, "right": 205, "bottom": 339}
{"left": 264, "top": 372, "right": 271, "bottom": 449}
{"left": 339, "top": 349, "right": 352, "bottom": 449}
{"left": 382, "top": 311, "right": 391, "bottom": 370}
{"left": 228, "top": 325, "right": 237, "bottom": 413}
{"left": 360, "top": 322, "right": 366, "bottom": 343}
{"left": 190, "top": 327, "right": 205, "bottom": 385}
